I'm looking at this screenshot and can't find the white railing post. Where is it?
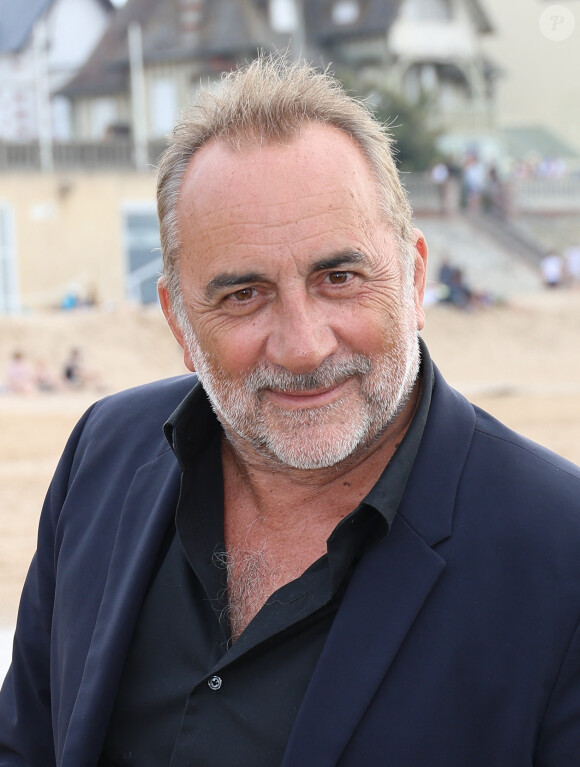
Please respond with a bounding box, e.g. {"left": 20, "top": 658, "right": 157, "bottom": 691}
{"left": 128, "top": 22, "right": 148, "bottom": 172}
{"left": 33, "top": 18, "right": 54, "bottom": 173}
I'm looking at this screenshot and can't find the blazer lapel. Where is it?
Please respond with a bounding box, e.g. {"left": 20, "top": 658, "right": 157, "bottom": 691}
{"left": 282, "top": 371, "right": 477, "bottom": 767}
{"left": 281, "top": 517, "right": 446, "bottom": 767}
{"left": 59, "top": 449, "right": 180, "bottom": 766}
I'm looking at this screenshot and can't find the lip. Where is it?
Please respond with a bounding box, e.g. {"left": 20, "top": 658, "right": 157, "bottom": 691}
{"left": 264, "top": 379, "right": 350, "bottom": 409}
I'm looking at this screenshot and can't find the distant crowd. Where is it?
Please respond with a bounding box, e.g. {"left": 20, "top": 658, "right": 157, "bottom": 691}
{"left": 427, "top": 260, "right": 498, "bottom": 312}
{"left": 540, "top": 245, "right": 580, "bottom": 289}
{"left": 428, "top": 241, "right": 580, "bottom": 313}
{"left": 2, "top": 347, "right": 103, "bottom": 395}
{"left": 429, "top": 153, "right": 512, "bottom": 219}
{"left": 430, "top": 148, "right": 580, "bottom": 221}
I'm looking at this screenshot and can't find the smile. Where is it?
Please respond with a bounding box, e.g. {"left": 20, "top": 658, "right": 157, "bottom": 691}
{"left": 263, "top": 378, "right": 351, "bottom": 410}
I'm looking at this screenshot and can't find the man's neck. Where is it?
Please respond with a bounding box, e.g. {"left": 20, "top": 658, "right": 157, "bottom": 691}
{"left": 221, "top": 377, "right": 422, "bottom": 532}
{"left": 218, "top": 378, "right": 422, "bottom": 639}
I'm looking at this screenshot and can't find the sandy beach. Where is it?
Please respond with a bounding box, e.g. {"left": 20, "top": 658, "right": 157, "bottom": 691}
{"left": 1, "top": 291, "right": 579, "bottom": 631}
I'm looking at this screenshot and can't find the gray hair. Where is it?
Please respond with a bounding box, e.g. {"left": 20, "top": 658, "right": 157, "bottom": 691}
{"left": 156, "top": 54, "right": 415, "bottom": 315}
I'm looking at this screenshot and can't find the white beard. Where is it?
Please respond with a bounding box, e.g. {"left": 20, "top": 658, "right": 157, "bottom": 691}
{"left": 178, "top": 298, "right": 420, "bottom": 470}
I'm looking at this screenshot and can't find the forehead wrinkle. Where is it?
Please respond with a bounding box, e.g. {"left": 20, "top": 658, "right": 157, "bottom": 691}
{"left": 189, "top": 183, "right": 367, "bottom": 224}
{"left": 196, "top": 206, "right": 373, "bottom": 243}
{"left": 192, "top": 210, "right": 359, "bottom": 250}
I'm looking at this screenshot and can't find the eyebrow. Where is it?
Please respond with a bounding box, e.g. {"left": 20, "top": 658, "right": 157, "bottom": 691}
{"left": 311, "top": 250, "right": 369, "bottom": 272}
{"left": 205, "top": 271, "right": 269, "bottom": 299}
{"left": 204, "top": 250, "right": 369, "bottom": 299}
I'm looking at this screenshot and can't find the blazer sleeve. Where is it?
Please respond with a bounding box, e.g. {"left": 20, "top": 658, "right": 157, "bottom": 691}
{"left": 0, "top": 406, "right": 95, "bottom": 766}
{"left": 535, "top": 615, "right": 580, "bottom": 765}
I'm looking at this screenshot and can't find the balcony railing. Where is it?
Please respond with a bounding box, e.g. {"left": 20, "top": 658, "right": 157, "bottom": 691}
{"left": 0, "top": 140, "right": 168, "bottom": 172}
{"left": 427, "top": 109, "right": 496, "bottom": 133}
{"left": 512, "top": 177, "right": 580, "bottom": 213}
{"left": 3, "top": 146, "right": 580, "bottom": 215}
{"left": 405, "top": 173, "right": 580, "bottom": 215}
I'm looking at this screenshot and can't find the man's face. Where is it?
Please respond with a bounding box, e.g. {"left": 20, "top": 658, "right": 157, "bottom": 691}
{"left": 162, "top": 124, "right": 427, "bottom": 469}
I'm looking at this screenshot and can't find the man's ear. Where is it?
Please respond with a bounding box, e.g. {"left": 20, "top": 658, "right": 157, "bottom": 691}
{"left": 412, "top": 229, "right": 428, "bottom": 332}
{"left": 158, "top": 278, "right": 196, "bottom": 372}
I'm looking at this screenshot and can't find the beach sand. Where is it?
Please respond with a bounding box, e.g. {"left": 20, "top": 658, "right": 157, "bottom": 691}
{"left": 1, "top": 292, "right": 579, "bottom": 627}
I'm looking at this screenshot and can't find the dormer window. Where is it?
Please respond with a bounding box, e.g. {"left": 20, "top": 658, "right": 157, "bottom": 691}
{"left": 269, "top": 0, "right": 301, "bottom": 32}
{"left": 332, "top": 0, "right": 360, "bottom": 26}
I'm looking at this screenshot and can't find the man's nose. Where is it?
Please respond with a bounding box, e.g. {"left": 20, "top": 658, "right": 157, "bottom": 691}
{"left": 265, "top": 295, "right": 339, "bottom": 374}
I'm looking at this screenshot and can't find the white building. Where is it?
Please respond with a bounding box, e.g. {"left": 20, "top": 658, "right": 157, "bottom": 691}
{"left": 0, "top": 0, "right": 114, "bottom": 141}
{"left": 59, "top": 0, "right": 497, "bottom": 143}
{"left": 307, "top": 0, "right": 497, "bottom": 133}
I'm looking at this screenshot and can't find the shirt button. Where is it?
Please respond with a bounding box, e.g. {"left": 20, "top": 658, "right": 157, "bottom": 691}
{"left": 208, "top": 675, "right": 222, "bottom": 691}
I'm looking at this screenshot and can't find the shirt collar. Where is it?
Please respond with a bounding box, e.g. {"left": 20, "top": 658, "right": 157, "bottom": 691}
{"left": 362, "top": 337, "right": 433, "bottom": 527}
{"left": 164, "top": 379, "right": 219, "bottom": 471}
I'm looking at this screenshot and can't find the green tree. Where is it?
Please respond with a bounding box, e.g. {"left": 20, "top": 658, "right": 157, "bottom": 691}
{"left": 370, "top": 89, "right": 441, "bottom": 172}
{"left": 337, "top": 71, "right": 441, "bottom": 172}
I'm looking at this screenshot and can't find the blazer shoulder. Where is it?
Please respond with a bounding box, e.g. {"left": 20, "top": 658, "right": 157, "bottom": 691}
{"left": 63, "top": 375, "right": 198, "bottom": 477}
{"left": 459, "top": 404, "right": 580, "bottom": 556}
{"left": 411, "top": 367, "right": 580, "bottom": 546}
{"left": 87, "top": 374, "right": 196, "bottom": 434}
{"left": 472, "top": 404, "right": 580, "bottom": 484}
{"left": 431, "top": 366, "right": 580, "bottom": 488}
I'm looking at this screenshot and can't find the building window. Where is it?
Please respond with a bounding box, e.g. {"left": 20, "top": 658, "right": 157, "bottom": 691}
{"left": 90, "top": 97, "right": 118, "bottom": 140}
{"left": 0, "top": 204, "right": 19, "bottom": 313}
{"left": 332, "top": 1, "right": 360, "bottom": 25}
{"left": 122, "top": 205, "right": 162, "bottom": 304}
{"left": 149, "top": 78, "right": 178, "bottom": 138}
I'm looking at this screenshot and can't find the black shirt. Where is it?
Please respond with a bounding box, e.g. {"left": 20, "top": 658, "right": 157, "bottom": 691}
{"left": 100, "top": 345, "right": 434, "bottom": 767}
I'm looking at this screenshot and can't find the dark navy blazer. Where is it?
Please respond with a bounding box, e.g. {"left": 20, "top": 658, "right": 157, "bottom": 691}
{"left": 1, "top": 367, "right": 580, "bottom": 766}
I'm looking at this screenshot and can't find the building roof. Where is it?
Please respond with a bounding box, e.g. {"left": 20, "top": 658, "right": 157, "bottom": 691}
{"left": 305, "top": 0, "right": 493, "bottom": 46}
{"left": 196, "top": 0, "right": 279, "bottom": 58}
{"left": 60, "top": 0, "right": 286, "bottom": 98}
{"left": 305, "top": 0, "right": 403, "bottom": 45}
{"left": 60, "top": 0, "right": 495, "bottom": 100}
{"left": 59, "top": 0, "right": 159, "bottom": 97}
{"left": 0, "top": 0, "right": 52, "bottom": 53}
{"left": 466, "top": 0, "right": 494, "bottom": 35}
{"left": 0, "top": 0, "right": 113, "bottom": 54}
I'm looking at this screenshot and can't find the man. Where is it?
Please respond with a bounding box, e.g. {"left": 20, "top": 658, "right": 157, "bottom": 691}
{"left": 1, "top": 56, "right": 580, "bottom": 766}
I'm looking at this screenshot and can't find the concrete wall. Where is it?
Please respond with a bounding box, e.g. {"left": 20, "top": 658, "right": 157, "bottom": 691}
{"left": 0, "top": 171, "right": 157, "bottom": 311}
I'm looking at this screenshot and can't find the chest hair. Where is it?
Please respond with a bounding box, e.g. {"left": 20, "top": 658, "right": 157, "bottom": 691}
{"left": 216, "top": 531, "right": 322, "bottom": 642}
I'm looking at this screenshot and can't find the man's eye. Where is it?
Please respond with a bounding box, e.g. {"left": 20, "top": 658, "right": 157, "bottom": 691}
{"left": 327, "top": 271, "right": 351, "bottom": 285}
{"left": 229, "top": 287, "right": 255, "bottom": 302}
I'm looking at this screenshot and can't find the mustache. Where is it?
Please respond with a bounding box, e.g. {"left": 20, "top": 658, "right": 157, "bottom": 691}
{"left": 243, "top": 354, "right": 372, "bottom": 394}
